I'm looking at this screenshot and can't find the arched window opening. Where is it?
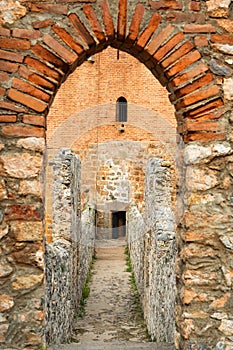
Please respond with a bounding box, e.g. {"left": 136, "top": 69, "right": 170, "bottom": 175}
{"left": 116, "top": 96, "right": 127, "bottom": 122}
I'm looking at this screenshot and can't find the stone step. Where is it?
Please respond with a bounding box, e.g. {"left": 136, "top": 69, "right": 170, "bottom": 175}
{"left": 49, "top": 342, "right": 175, "bottom": 350}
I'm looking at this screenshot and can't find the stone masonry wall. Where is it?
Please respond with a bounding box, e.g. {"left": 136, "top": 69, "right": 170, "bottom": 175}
{"left": 45, "top": 149, "right": 94, "bottom": 344}
{"left": 128, "top": 158, "right": 177, "bottom": 343}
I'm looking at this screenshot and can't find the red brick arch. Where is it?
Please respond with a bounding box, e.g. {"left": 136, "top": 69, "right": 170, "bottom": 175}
{"left": 0, "top": 0, "right": 225, "bottom": 143}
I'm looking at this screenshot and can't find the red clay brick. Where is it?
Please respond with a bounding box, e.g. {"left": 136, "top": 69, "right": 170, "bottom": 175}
{"left": 125, "top": 3, "right": 144, "bottom": 46}
{"left": 0, "top": 72, "right": 10, "bottom": 82}
{"left": 167, "top": 50, "right": 202, "bottom": 77}
{"left": 117, "top": 0, "right": 127, "bottom": 42}
{"left": 0, "top": 86, "right": 6, "bottom": 96}
{"left": 185, "top": 120, "right": 220, "bottom": 132}
{"left": 149, "top": 0, "right": 182, "bottom": 10}
{"left": 0, "top": 101, "right": 26, "bottom": 113}
{"left": 0, "top": 60, "right": 19, "bottom": 73}
{"left": 18, "top": 66, "right": 55, "bottom": 91}
{"left": 12, "top": 77, "right": 51, "bottom": 103}
{"left": 32, "top": 43, "right": 69, "bottom": 72}
{"left": 100, "top": 0, "right": 115, "bottom": 41}
{"left": 194, "top": 36, "right": 208, "bottom": 46}
{"left": 136, "top": 13, "right": 162, "bottom": 51}
{"left": 185, "top": 99, "right": 224, "bottom": 118}
{"left": 83, "top": 4, "right": 106, "bottom": 44}
{"left": 29, "top": 3, "right": 68, "bottom": 15}
{"left": 184, "top": 24, "right": 216, "bottom": 33}
{"left": 0, "top": 115, "right": 17, "bottom": 123}
{"left": 22, "top": 114, "right": 45, "bottom": 127}
{"left": 161, "top": 41, "right": 194, "bottom": 68}
{"left": 32, "top": 19, "right": 54, "bottom": 29}
{"left": 154, "top": 32, "right": 185, "bottom": 62}
{"left": 184, "top": 132, "right": 225, "bottom": 142}
{"left": 166, "top": 12, "right": 205, "bottom": 22}
{"left": 43, "top": 34, "right": 78, "bottom": 65}
{"left": 12, "top": 28, "right": 40, "bottom": 40}
{"left": 0, "top": 38, "right": 30, "bottom": 51}
{"left": 187, "top": 108, "right": 225, "bottom": 121}
{"left": 69, "top": 13, "right": 96, "bottom": 48}
{"left": 8, "top": 88, "right": 47, "bottom": 113}
{"left": 24, "top": 56, "right": 61, "bottom": 82}
{"left": 176, "top": 72, "right": 214, "bottom": 97}
{"left": 52, "top": 26, "right": 85, "bottom": 56}
{"left": 1, "top": 125, "right": 45, "bottom": 138}
{"left": 210, "top": 34, "right": 233, "bottom": 45}
{"left": 0, "top": 28, "right": 10, "bottom": 36}
{"left": 189, "top": 1, "right": 201, "bottom": 11}
{"left": 176, "top": 85, "right": 220, "bottom": 109}
{"left": 0, "top": 49, "right": 23, "bottom": 63}
{"left": 171, "top": 62, "right": 208, "bottom": 87}
{"left": 145, "top": 24, "right": 175, "bottom": 56}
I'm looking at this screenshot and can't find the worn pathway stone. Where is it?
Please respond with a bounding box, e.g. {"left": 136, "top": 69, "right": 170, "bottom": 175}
{"left": 49, "top": 239, "right": 175, "bottom": 350}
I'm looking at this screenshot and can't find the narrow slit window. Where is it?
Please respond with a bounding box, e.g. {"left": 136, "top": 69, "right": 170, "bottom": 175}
{"left": 116, "top": 96, "right": 127, "bottom": 122}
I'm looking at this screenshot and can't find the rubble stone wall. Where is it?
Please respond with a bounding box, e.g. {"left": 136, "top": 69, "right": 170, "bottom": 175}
{"left": 128, "top": 158, "right": 177, "bottom": 343}
{"left": 45, "top": 149, "right": 94, "bottom": 344}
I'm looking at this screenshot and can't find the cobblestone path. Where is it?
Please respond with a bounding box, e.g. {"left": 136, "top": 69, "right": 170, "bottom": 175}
{"left": 50, "top": 239, "right": 175, "bottom": 350}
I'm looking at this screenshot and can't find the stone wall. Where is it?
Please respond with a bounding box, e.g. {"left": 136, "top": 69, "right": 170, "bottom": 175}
{"left": 128, "top": 158, "right": 177, "bottom": 343}
{"left": 45, "top": 149, "right": 94, "bottom": 344}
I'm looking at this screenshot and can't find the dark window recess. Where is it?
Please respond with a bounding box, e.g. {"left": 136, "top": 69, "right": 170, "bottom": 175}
{"left": 116, "top": 96, "right": 127, "bottom": 122}
{"left": 112, "top": 211, "right": 126, "bottom": 239}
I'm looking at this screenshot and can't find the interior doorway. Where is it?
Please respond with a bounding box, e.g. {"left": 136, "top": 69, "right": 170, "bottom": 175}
{"left": 112, "top": 211, "right": 126, "bottom": 239}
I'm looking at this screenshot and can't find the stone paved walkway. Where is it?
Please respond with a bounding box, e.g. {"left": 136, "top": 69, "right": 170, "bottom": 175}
{"left": 49, "top": 239, "right": 174, "bottom": 350}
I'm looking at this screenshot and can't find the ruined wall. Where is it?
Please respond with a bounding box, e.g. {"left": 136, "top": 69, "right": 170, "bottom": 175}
{"left": 128, "top": 158, "right": 177, "bottom": 343}
{"left": 45, "top": 149, "right": 94, "bottom": 344}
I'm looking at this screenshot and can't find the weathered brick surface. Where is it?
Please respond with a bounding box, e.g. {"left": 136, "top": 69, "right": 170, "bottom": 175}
{"left": 149, "top": 0, "right": 182, "bottom": 10}
{"left": 29, "top": 3, "right": 68, "bottom": 14}
{"left": 0, "top": 37, "right": 30, "bottom": 50}
{"left": 43, "top": 34, "right": 78, "bottom": 65}
{"left": 146, "top": 24, "right": 175, "bottom": 56}
{"left": 18, "top": 66, "right": 56, "bottom": 91}
{"left": 12, "top": 77, "right": 51, "bottom": 102}
{"left": 1, "top": 125, "right": 45, "bottom": 137}
{"left": 126, "top": 3, "right": 144, "bottom": 45}
{"left": 154, "top": 32, "right": 184, "bottom": 62}
{"left": 135, "top": 13, "right": 161, "bottom": 51}
{"left": 22, "top": 114, "right": 45, "bottom": 127}
{"left": 170, "top": 62, "right": 208, "bottom": 87}
{"left": 12, "top": 28, "right": 40, "bottom": 40}
{"left": 8, "top": 88, "right": 47, "bottom": 112}
{"left": 161, "top": 41, "right": 194, "bottom": 68}
{"left": 117, "top": 0, "right": 127, "bottom": 42}
{"left": 0, "top": 60, "right": 18, "bottom": 73}
{"left": 32, "top": 43, "right": 69, "bottom": 72}
{"left": 52, "top": 25, "right": 85, "bottom": 55}
{"left": 167, "top": 50, "right": 202, "bottom": 77}
{"left": 100, "top": 0, "right": 115, "bottom": 41}
{"left": 184, "top": 24, "right": 216, "bottom": 33}
{"left": 24, "top": 56, "right": 61, "bottom": 81}
{"left": 83, "top": 4, "right": 106, "bottom": 44}
{"left": 0, "top": 115, "right": 17, "bottom": 123}
{"left": 69, "top": 13, "right": 96, "bottom": 48}
{"left": 0, "top": 49, "right": 23, "bottom": 62}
